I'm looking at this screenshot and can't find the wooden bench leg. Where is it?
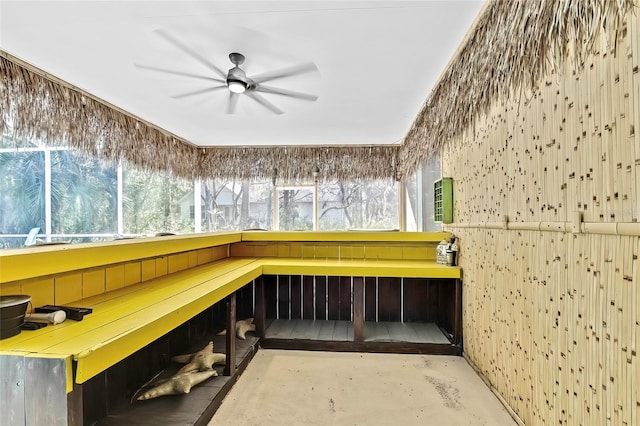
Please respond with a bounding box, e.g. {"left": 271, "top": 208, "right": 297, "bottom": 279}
{"left": 454, "top": 279, "right": 462, "bottom": 347}
{"left": 254, "top": 277, "right": 265, "bottom": 340}
{"left": 224, "top": 293, "right": 236, "bottom": 376}
{"left": 353, "top": 277, "right": 364, "bottom": 343}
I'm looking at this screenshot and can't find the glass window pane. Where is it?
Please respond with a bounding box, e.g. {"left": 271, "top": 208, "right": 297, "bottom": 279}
{"left": 318, "top": 180, "right": 398, "bottom": 230}
{"left": 199, "top": 179, "right": 272, "bottom": 231}
{"left": 0, "top": 151, "right": 45, "bottom": 248}
{"left": 277, "top": 187, "right": 314, "bottom": 230}
{"left": 50, "top": 150, "right": 117, "bottom": 239}
{"left": 123, "top": 166, "right": 192, "bottom": 235}
{"left": 317, "top": 181, "right": 354, "bottom": 230}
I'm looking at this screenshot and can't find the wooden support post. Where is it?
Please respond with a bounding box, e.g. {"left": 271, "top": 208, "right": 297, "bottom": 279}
{"left": 353, "top": 277, "right": 364, "bottom": 343}
{"left": 224, "top": 293, "right": 236, "bottom": 377}
{"left": 254, "top": 277, "right": 265, "bottom": 340}
{"left": 454, "top": 279, "right": 462, "bottom": 347}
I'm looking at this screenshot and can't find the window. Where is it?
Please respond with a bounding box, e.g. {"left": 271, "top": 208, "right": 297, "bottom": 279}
{"left": 275, "top": 186, "right": 315, "bottom": 230}
{"left": 1, "top": 133, "right": 433, "bottom": 249}
{"left": 318, "top": 180, "right": 399, "bottom": 230}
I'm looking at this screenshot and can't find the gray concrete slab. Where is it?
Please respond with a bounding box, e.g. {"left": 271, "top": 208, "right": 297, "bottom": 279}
{"left": 209, "top": 350, "right": 516, "bottom": 426}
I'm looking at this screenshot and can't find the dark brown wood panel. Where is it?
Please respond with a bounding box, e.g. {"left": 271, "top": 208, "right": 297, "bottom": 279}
{"left": 403, "top": 278, "right": 428, "bottom": 322}
{"left": 339, "top": 276, "right": 352, "bottom": 321}
{"left": 377, "top": 277, "right": 401, "bottom": 322}
{"left": 437, "top": 279, "right": 455, "bottom": 333}
{"left": 190, "top": 309, "right": 211, "bottom": 344}
{"left": 236, "top": 282, "right": 255, "bottom": 320}
{"left": 353, "top": 278, "right": 364, "bottom": 343}
{"left": 82, "top": 372, "right": 107, "bottom": 425}
{"left": 260, "top": 338, "right": 460, "bottom": 355}
{"left": 314, "top": 276, "right": 327, "bottom": 320}
{"left": 98, "top": 335, "right": 260, "bottom": 426}
{"left": 254, "top": 277, "right": 265, "bottom": 339}
{"left": 364, "top": 277, "right": 377, "bottom": 322}
{"left": 327, "top": 276, "right": 340, "bottom": 320}
{"left": 290, "top": 275, "right": 302, "bottom": 319}
{"left": 224, "top": 294, "right": 236, "bottom": 376}
{"left": 264, "top": 275, "right": 278, "bottom": 319}
{"left": 425, "top": 280, "right": 439, "bottom": 323}
{"left": 105, "top": 359, "right": 127, "bottom": 414}
{"left": 278, "top": 275, "right": 290, "bottom": 319}
{"left": 302, "top": 276, "right": 314, "bottom": 320}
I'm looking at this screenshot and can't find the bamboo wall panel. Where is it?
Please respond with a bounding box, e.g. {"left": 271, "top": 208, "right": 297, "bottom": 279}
{"left": 443, "top": 13, "right": 640, "bottom": 225}
{"left": 442, "top": 12, "right": 639, "bottom": 426}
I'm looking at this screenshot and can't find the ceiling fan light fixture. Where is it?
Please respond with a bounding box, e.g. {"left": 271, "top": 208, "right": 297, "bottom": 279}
{"left": 228, "top": 80, "right": 247, "bottom": 94}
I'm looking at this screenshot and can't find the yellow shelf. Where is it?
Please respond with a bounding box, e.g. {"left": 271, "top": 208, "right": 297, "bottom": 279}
{"left": 0, "top": 232, "right": 240, "bottom": 283}
{"left": 241, "top": 231, "right": 451, "bottom": 242}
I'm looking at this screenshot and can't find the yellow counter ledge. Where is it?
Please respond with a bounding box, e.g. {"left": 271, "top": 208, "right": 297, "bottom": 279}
{"left": 0, "top": 232, "right": 241, "bottom": 283}
{"left": 259, "top": 258, "right": 461, "bottom": 279}
{"left": 241, "top": 230, "right": 452, "bottom": 242}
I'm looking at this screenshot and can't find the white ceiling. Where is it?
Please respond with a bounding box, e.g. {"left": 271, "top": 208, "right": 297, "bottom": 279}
{"left": 0, "top": 1, "right": 484, "bottom": 147}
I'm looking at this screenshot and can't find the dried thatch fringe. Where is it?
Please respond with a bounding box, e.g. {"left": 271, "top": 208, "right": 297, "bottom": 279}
{"left": 399, "top": 0, "right": 636, "bottom": 179}
{"left": 196, "top": 145, "right": 398, "bottom": 182}
{"left": 0, "top": 52, "right": 399, "bottom": 181}
{"left": 5, "top": 0, "right": 630, "bottom": 182}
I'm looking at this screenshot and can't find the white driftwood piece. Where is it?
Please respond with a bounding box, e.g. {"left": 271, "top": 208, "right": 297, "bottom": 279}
{"left": 171, "top": 341, "right": 226, "bottom": 374}
{"left": 137, "top": 370, "right": 217, "bottom": 400}
{"left": 217, "top": 317, "right": 255, "bottom": 340}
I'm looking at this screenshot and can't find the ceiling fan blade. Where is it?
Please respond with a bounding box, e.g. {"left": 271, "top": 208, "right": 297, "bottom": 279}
{"left": 226, "top": 92, "right": 240, "bottom": 114}
{"left": 155, "top": 29, "right": 227, "bottom": 79}
{"left": 250, "top": 62, "right": 318, "bottom": 84}
{"left": 245, "top": 91, "right": 283, "bottom": 115}
{"left": 254, "top": 84, "right": 318, "bottom": 101}
{"left": 171, "top": 85, "right": 227, "bottom": 99}
{"left": 134, "top": 63, "right": 225, "bottom": 83}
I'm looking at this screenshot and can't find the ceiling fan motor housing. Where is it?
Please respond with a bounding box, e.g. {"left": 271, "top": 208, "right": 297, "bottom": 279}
{"left": 227, "top": 65, "right": 254, "bottom": 91}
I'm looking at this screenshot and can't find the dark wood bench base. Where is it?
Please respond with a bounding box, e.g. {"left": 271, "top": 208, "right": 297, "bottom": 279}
{"left": 261, "top": 338, "right": 461, "bottom": 356}
{"left": 96, "top": 334, "right": 259, "bottom": 426}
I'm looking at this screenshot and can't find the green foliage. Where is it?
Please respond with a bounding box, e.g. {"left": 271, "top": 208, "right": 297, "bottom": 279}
{"left": 0, "top": 151, "right": 46, "bottom": 236}
{"left": 123, "top": 166, "right": 192, "bottom": 235}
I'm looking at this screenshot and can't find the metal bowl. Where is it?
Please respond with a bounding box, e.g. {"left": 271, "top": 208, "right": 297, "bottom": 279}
{"left": 0, "top": 295, "right": 31, "bottom": 339}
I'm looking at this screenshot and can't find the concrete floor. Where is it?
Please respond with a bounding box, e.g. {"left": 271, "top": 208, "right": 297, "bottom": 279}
{"left": 209, "top": 350, "right": 516, "bottom": 426}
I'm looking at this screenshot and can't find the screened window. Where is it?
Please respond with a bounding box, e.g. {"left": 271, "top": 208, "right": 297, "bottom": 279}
{"left": 1, "top": 134, "right": 437, "bottom": 249}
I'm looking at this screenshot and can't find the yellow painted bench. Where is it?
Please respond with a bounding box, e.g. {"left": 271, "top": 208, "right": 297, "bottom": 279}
{"left": 0, "top": 257, "right": 262, "bottom": 389}
{"left": 0, "top": 230, "right": 460, "bottom": 425}
{"left": 1, "top": 257, "right": 460, "bottom": 390}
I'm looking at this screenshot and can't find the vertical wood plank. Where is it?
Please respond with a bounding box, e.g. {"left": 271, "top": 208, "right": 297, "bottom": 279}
{"left": 224, "top": 294, "right": 236, "bottom": 377}
{"left": 353, "top": 277, "right": 364, "bottom": 343}
{"left": 364, "top": 277, "right": 377, "bottom": 322}
{"left": 254, "top": 277, "right": 265, "bottom": 340}
{"left": 264, "top": 275, "right": 277, "bottom": 320}
{"left": 302, "top": 276, "right": 314, "bottom": 320}
{"left": 290, "top": 275, "right": 302, "bottom": 320}
{"left": 315, "top": 276, "right": 327, "bottom": 321}
{"left": 377, "top": 277, "right": 401, "bottom": 322}
{"left": 278, "top": 275, "right": 290, "bottom": 320}
{"left": 339, "top": 276, "right": 352, "bottom": 321}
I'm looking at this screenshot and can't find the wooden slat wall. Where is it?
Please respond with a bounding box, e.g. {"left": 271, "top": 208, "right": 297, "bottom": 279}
{"left": 263, "top": 275, "right": 455, "bottom": 333}
{"left": 442, "top": 12, "right": 639, "bottom": 426}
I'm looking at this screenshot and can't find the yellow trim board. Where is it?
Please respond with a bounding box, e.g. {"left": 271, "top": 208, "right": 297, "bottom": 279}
{"left": 240, "top": 231, "right": 451, "bottom": 242}
{"left": 260, "top": 258, "right": 462, "bottom": 279}
{"left": 0, "top": 232, "right": 241, "bottom": 283}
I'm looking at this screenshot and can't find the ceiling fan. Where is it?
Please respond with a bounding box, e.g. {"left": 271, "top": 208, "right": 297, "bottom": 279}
{"left": 136, "top": 29, "right": 319, "bottom": 115}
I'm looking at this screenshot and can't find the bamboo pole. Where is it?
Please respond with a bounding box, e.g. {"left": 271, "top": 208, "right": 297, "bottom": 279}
{"left": 590, "top": 233, "right": 600, "bottom": 426}
{"left": 632, "top": 237, "right": 639, "bottom": 426}
{"left": 622, "top": 236, "right": 633, "bottom": 426}
{"left": 632, "top": 14, "right": 640, "bottom": 225}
